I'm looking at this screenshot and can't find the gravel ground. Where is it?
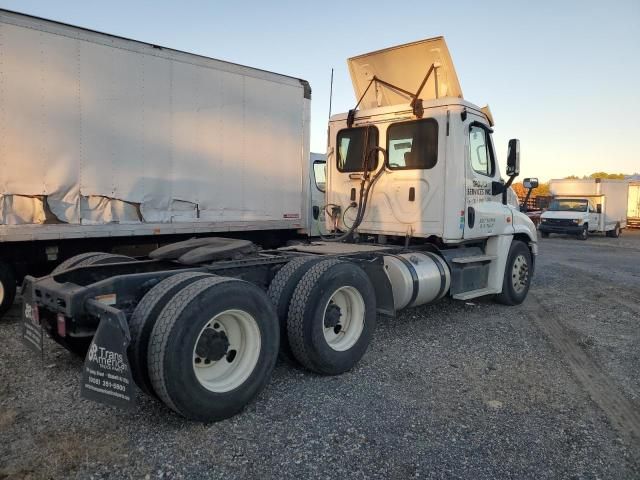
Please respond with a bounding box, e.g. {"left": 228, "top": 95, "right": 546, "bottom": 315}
{"left": 1, "top": 230, "right": 639, "bottom": 479}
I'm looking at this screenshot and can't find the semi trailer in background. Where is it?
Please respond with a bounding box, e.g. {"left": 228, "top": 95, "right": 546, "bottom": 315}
{"left": 15, "top": 10, "right": 537, "bottom": 422}
{"left": 0, "top": 9, "right": 330, "bottom": 315}
{"left": 540, "top": 179, "right": 628, "bottom": 239}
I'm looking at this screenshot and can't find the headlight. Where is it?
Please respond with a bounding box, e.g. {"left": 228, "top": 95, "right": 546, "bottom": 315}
{"left": 572, "top": 219, "right": 583, "bottom": 225}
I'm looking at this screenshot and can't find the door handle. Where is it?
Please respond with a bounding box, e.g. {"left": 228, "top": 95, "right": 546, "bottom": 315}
{"left": 467, "top": 207, "right": 475, "bottom": 228}
{"left": 312, "top": 206, "right": 320, "bottom": 220}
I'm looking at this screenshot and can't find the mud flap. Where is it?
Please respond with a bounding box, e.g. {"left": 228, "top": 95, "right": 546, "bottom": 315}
{"left": 21, "top": 302, "right": 44, "bottom": 354}
{"left": 80, "top": 300, "right": 135, "bottom": 409}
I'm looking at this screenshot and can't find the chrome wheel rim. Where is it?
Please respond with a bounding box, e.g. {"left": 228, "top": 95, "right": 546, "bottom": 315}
{"left": 511, "top": 254, "right": 529, "bottom": 294}
{"left": 192, "top": 309, "right": 261, "bottom": 393}
{"left": 322, "top": 286, "right": 365, "bottom": 351}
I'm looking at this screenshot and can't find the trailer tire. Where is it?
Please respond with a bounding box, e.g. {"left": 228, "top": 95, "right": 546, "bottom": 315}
{"left": 495, "top": 240, "right": 532, "bottom": 306}
{"left": 287, "top": 259, "right": 376, "bottom": 375}
{"left": 128, "top": 271, "right": 214, "bottom": 397}
{"left": 267, "top": 256, "right": 323, "bottom": 362}
{"left": 51, "top": 252, "right": 105, "bottom": 274}
{"left": 0, "top": 261, "right": 17, "bottom": 317}
{"left": 577, "top": 225, "right": 588, "bottom": 241}
{"left": 148, "top": 276, "right": 279, "bottom": 421}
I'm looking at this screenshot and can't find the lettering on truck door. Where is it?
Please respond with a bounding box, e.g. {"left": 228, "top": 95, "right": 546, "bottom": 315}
{"left": 464, "top": 121, "right": 512, "bottom": 239}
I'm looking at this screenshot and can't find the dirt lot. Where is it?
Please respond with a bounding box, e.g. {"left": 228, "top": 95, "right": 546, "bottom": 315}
{"left": 1, "top": 230, "right": 639, "bottom": 479}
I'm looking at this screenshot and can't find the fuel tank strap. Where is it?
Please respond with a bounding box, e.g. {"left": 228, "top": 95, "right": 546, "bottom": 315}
{"left": 387, "top": 254, "right": 419, "bottom": 307}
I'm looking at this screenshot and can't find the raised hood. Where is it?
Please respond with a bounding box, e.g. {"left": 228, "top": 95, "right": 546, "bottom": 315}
{"left": 348, "top": 37, "right": 463, "bottom": 109}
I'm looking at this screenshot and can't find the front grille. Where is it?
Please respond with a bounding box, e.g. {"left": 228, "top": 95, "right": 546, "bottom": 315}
{"left": 544, "top": 219, "right": 575, "bottom": 227}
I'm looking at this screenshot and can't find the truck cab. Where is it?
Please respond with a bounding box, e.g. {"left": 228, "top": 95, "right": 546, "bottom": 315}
{"left": 539, "top": 197, "right": 599, "bottom": 239}
{"left": 325, "top": 37, "right": 537, "bottom": 299}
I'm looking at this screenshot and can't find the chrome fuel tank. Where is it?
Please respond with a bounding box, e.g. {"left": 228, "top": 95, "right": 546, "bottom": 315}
{"left": 383, "top": 252, "right": 451, "bottom": 310}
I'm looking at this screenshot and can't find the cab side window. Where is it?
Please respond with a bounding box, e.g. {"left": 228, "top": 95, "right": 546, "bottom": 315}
{"left": 337, "top": 126, "right": 379, "bottom": 172}
{"left": 469, "top": 125, "right": 495, "bottom": 177}
{"left": 313, "top": 160, "right": 326, "bottom": 192}
{"left": 386, "top": 118, "right": 438, "bottom": 170}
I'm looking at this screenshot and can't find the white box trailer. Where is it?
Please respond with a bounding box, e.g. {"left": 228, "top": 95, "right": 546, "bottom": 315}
{"left": 0, "top": 9, "right": 314, "bottom": 313}
{"left": 540, "top": 178, "right": 628, "bottom": 239}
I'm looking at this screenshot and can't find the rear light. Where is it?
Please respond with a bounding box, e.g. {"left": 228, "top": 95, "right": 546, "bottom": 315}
{"left": 57, "top": 313, "right": 66, "bottom": 337}
{"left": 32, "top": 304, "right": 40, "bottom": 325}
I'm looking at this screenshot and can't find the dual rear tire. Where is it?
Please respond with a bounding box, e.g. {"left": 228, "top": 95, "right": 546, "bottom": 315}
{"left": 130, "top": 274, "right": 279, "bottom": 421}
{"left": 269, "top": 258, "right": 377, "bottom": 375}
{"left": 128, "top": 258, "right": 377, "bottom": 421}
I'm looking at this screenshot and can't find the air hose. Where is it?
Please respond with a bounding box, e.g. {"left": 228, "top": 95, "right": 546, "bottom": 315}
{"left": 321, "top": 145, "right": 388, "bottom": 242}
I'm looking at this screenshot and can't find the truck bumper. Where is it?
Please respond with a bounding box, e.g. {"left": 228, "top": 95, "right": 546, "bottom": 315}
{"left": 538, "top": 224, "right": 583, "bottom": 235}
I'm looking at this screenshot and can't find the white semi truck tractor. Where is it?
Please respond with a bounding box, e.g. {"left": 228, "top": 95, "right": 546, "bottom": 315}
{"left": 18, "top": 18, "right": 537, "bottom": 421}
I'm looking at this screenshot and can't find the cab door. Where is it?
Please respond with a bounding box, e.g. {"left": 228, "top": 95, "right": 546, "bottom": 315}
{"left": 309, "top": 157, "right": 328, "bottom": 236}
{"left": 463, "top": 121, "right": 512, "bottom": 239}
{"left": 587, "top": 198, "right": 600, "bottom": 231}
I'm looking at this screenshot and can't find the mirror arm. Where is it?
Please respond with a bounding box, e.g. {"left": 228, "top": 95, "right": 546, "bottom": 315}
{"left": 521, "top": 186, "right": 535, "bottom": 212}
{"left": 502, "top": 174, "right": 517, "bottom": 205}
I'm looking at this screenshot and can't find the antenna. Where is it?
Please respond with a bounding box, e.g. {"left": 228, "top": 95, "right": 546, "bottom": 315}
{"left": 328, "top": 68, "right": 334, "bottom": 121}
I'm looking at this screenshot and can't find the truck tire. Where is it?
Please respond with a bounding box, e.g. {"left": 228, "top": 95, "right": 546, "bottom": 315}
{"left": 147, "top": 276, "right": 279, "bottom": 421}
{"left": 51, "top": 252, "right": 105, "bottom": 274}
{"left": 128, "top": 271, "right": 214, "bottom": 397}
{"left": 267, "top": 256, "right": 323, "bottom": 362}
{"left": 0, "top": 261, "right": 17, "bottom": 317}
{"left": 606, "top": 223, "right": 621, "bottom": 238}
{"left": 287, "top": 259, "right": 376, "bottom": 375}
{"left": 578, "top": 225, "right": 588, "bottom": 241}
{"left": 495, "top": 240, "right": 532, "bottom": 306}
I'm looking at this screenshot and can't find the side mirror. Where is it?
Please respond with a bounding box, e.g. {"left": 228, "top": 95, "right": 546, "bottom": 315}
{"left": 597, "top": 204, "right": 602, "bottom": 214}
{"left": 523, "top": 177, "right": 538, "bottom": 189}
{"left": 506, "top": 139, "right": 520, "bottom": 177}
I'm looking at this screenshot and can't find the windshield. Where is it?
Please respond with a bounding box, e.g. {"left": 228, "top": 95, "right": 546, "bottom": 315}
{"left": 548, "top": 199, "right": 588, "bottom": 212}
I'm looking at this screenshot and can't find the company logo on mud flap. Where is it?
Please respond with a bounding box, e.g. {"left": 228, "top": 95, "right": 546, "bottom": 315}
{"left": 88, "top": 343, "right": 128, "bottom": 373}
{"left": 23, "top": 303, "right": 38, "bottom": 325}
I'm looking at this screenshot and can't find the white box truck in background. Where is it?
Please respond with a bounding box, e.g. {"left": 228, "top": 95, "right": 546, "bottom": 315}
{"left": 628, "top": 182, "right": 640, "bottom": 228}
{"left": 540, "top": 179, "right": 628, "bottom": 239}
{"left": 0, "top": 9, "right": 325, "bottom": 315}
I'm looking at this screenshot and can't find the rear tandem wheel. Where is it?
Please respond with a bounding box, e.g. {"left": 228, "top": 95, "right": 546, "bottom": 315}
{"left": 147, "top": 276, "right": 280, "bottom": 421}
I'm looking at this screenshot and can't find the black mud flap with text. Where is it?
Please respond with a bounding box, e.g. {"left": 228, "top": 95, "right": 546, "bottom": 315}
{"left": 80, "top": 300, "right": 135, "bottom": 410}
{"left": 21, "top": 301, "right": 44, "bottom": 354}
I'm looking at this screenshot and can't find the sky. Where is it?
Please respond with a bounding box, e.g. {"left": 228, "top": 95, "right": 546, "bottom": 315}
{"left": 1, "top": 0, "right": 638, "bottom": 182}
